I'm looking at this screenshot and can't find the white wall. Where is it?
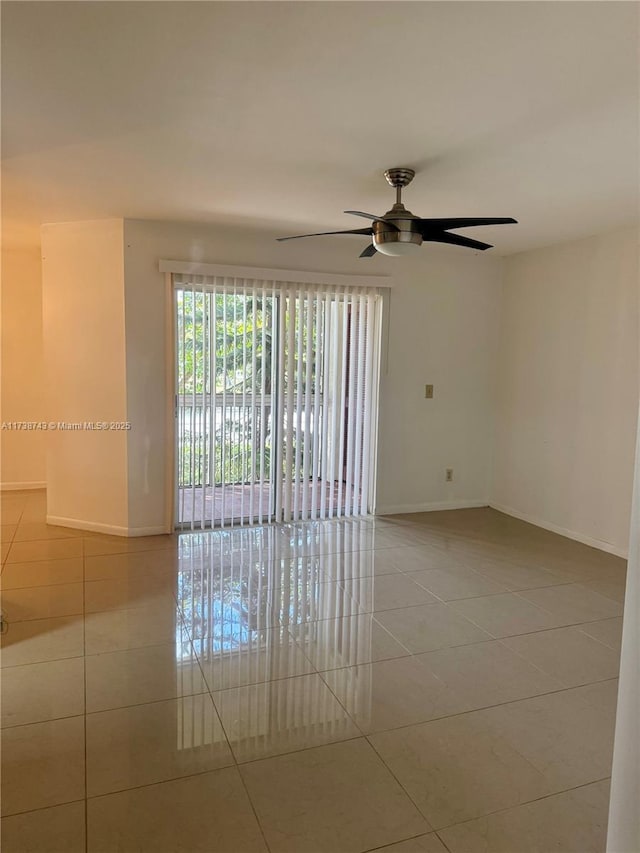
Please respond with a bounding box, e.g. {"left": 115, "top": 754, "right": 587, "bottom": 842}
{"left": 1, "top": 234, "right": 47, "bottom": 488}
{"left": 41, "top": 220, "right": 129, "bottom": 532}
{"left": 492, "top": 226, "right": 639, "bottom": 556}
{"left": 123, "top": 219, "right": 503, "bottom": 530}
{"left": 376, "top": 251, "right": 502, "bottom": 513}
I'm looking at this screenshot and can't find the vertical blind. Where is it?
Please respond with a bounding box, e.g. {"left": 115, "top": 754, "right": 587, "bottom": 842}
{"left": 174, "top": 273, "right": 382, "bottom": 528}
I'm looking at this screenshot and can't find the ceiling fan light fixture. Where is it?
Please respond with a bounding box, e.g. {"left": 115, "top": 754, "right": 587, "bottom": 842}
{"left": 374, "top": 240, "right": 422, "bottom": 257}
{"left": 373, "top": 225, "right": 423, "bottom": 256}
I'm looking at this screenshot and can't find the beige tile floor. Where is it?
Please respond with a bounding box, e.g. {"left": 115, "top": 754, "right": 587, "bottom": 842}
{"left": 0, "top": 490, "right": 626, "bottom": 852}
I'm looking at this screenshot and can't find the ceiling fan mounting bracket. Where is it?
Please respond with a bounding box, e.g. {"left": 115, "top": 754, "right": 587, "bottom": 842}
{"left": 384, "top": 168, "right": 416, "bottom": 189}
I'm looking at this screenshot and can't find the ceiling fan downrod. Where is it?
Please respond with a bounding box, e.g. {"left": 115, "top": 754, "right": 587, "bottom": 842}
{"left": 384, "top": 167, "right": 415, "bottom": 207}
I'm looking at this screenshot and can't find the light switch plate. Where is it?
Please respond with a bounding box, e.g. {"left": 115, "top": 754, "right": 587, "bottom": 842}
{"left": 425, "top": 384, "right": 434, "bottom": 398}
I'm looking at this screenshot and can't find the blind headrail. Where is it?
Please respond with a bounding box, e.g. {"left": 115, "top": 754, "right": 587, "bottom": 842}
{"left": 159, "top": 259, "right": 393, "bottom": 289}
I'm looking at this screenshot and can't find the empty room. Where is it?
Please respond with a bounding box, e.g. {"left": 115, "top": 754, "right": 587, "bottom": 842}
{"left": 1, "top": 2, "right": 638, "bottom": 852}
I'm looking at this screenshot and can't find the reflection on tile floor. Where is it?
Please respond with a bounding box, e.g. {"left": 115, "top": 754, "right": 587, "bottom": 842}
{"left": 0, "top": 491, "right": 627, "bottom": 851}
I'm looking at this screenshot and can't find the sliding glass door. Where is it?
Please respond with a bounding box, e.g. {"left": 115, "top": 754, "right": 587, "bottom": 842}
{"left": 174, "top": 274, "right": 381, "bottom": 529}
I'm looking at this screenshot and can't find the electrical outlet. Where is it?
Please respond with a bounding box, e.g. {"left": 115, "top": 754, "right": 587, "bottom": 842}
{"left": 445, "top": 468, "right": 453, "bottom": 482}
{"left": 425, "top": 384, "right": 434, "bottom": 398}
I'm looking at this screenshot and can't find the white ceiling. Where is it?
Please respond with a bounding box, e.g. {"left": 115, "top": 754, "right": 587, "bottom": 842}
{"left": 3, "top": 1, "right": 639, "bottom": 254}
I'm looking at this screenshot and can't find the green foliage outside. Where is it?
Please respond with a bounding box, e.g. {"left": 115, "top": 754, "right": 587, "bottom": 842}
{"left": 176, "top": 290, "right": 321, "bottom": 489}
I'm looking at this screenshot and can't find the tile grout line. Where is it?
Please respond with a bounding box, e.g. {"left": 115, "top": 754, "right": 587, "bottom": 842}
{"left": 1, "top": 664, "right": 618, "bottom": 728}
{"left": 512, "top": 584, "right": 623, "bottom": 609}
{"left": 361, "top": 831, "right": 453, "bottom": 853}
{"left": 492, "top": 635, "right": 608, "bottom": 690}
{"left": 235, "top": 764, "right": 274, "bottom": 853}
{"left": 2, "top": 798, "right": 87, "bottom": 821}
{"left": 576, "top": 623, "right": 622, "bottom": 652}
{"left": 433, "top": 598, "right": 623, "bottom": 644}
{"left": 397, "top": 565, "right": 581, "bottom": 596}
{"left": 6, "top": 765, "right": 264, "bottom": 820}
{"left": 433, "top": 775, "right": 613, "bottom": 835}
{"left": 5, "top": 671, "right": 619, "bottom": 733}
{"left": 227, "top": 733, "right": 366, "bottom": 769}
{"left": 365, "top": 716, "right": 613, "bottom": 842}
{"left": 85, "top": 764, "right": 237, "bottom": 805}
{"left": 433, "top": 832, "right": 455, "bottom": 853}
{"left": 1, "top": 499, "right": 25, "bottom": 570}
{"left": 364, "top": 733, "right": 438, "bottom": 836}
{"left": 349, "top": 675, "right": 620, "bottom": 742}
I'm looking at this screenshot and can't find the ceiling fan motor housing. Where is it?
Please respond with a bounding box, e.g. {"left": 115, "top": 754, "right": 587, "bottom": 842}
{"left": 373, "top": 204, "right": 423, "bottom": 251}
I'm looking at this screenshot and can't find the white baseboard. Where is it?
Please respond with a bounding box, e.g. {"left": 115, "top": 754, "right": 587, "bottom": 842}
{"left": 376, "top": 499, "right": 488, "bottom": 516}
{"left": 1, "top": 481, "right": 46, "bottom": 491}
{"left": 489, "top": 502, "right": 628, "bottom": 559}
{"left": 46, "top": 515, "right": 129, "bottom": 537}
{"left": 128, "top": 525, "right": 172, "bottom": 537}
{"left": 46, "top": 515, "right": 170, "bottom": 538}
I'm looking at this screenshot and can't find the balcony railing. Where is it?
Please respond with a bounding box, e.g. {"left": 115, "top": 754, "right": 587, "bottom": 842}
{"left": 177, "top": 393, "right": 274, "bottom": 488}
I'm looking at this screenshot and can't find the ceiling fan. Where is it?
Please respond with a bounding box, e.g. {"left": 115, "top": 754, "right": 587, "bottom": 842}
{"left": 277, "top": 168, "right": 517, "bottom": 257}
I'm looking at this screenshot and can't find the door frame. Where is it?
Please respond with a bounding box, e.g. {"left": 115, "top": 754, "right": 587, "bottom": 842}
{"left": 162, "top": 261, "right": 392, "bottom": 531}
{"left": 164, "top": 272, "right": 177, "bottom": 533}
